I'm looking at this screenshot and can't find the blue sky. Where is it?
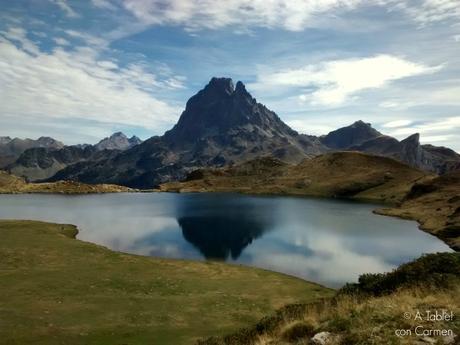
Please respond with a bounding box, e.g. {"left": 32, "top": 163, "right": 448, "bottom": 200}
{"left": 0, "top": 0, "right": 459, "bottom": 151}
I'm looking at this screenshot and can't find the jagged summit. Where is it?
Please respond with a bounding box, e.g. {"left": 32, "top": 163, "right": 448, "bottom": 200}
{"left": 48, "top": 77, "right": 326, "bottom": 188}
{"left": 31, "top": 78, "right": 459, "bottom": 189}
{"left": 164, "top": 77, "right": 295, "bottom": 146}
{"left": 95, "top": 132, "right": 142, "bottom": 151}
{"left": 205, "top": 77, "right": 235, "bottom": 94}
{"left": 401, "top": 133, "right": 420, "bottom": 144}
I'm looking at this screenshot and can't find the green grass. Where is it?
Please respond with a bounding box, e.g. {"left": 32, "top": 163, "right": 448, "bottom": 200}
{"left": 0, "top": 220, "right": 333, "bottom": 345}
{"left": 197, "top": 253, "right": 460, "bottom": 345}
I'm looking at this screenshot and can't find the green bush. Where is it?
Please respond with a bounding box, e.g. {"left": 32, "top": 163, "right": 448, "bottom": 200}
{"left": 340, "top": 252, "right": 460, "bottom": 296}
{"left": 281, "top": 322, "right": 315, "bottom": 342}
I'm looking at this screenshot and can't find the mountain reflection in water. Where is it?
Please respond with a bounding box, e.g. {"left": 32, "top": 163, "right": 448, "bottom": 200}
{"left": 0, "top": 193, "right": 452, "bottom": 287}
{"left": 176, "top": 194, "right": 273, "bottom": 260}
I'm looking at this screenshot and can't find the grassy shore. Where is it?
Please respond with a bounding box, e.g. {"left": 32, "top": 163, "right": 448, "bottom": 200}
{"left": 0, "top": 170, "right": 134, "bottom": 194}
{"left": 0, "top": 220, "right": 333, "bottom": 345}
{"left": 198, "top": 253, "right": 460, "bottom": 345}
{"left": 159, "top": 152, "right": 460, "bottom": 251}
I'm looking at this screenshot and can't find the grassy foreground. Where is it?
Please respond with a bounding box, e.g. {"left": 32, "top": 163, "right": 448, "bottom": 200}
{"left": 0, "top": 220, "right": 332, "bottom": 345}
{"left": 199, "top": 253, "right": 460, "bottom": 345}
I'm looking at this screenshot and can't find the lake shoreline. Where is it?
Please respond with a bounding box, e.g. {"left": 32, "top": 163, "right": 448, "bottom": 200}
{"left": 0, "top": 219, "right": 333, "bottom": 345}
{"left": 158, "top": 187, "right": 460, "bottom": 252}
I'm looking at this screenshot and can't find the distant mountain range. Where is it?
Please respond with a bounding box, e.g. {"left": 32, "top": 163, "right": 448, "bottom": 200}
{"left": 2, "top": 132, "right": 142, "bottom": 181}
{"left": 0, "top": 136, "right": 64, "bottom": 168}
{"left": 2, "top": 77, "right": 459, "bottom": 187}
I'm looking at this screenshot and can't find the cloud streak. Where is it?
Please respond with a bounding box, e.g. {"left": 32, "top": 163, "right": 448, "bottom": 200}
{"left": 0, "top": 27, "right": 183, "bottom": 132}
{"left": 117, "top": 0, "right": 460, "bottom": 32}
{"left": 251, "top": 55, "right": 441, "bottom": 106}
{"left": 50, "top": 0, "right": 79, "bottom": 18}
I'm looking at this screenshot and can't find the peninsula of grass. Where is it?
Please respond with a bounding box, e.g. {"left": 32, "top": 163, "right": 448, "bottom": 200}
{"left": 0, "top": 220, "right": 333, "bottom": 345}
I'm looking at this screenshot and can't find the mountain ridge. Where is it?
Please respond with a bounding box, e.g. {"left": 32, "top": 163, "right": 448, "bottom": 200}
{"left": 5, "top": 132, "right": 142, "bottom": 181}
{"left": 2, "top": 77, "right": 459, "bottom": 186}
{"left": 46, "top": 77, "right": 328, "bottom": 188}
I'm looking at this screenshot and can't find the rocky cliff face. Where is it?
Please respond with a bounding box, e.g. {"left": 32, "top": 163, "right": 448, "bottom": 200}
{"left": 48, "top": 78, "right": 327, "bottom": 188}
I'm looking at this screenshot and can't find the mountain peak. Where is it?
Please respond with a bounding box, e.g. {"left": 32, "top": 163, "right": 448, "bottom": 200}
{"left": 321, "top": 121, "right": 382, "bottom": 149}
{"left": 401, "top": 133, "right": 420, "bottom": 144}
{"left": 204, "top": 77, "right": 235, "bottom": 95}
{"left": 95, "top": 132, "right": 141, "bottom": 151}
{"left": 164, "top": 77, "right": 298, "bottom": 147}
{"left": 110, "top": 132, "right": 128, "bottom": 139}
{"left": 352, "top": 120, "right": 371, "bottom": 127}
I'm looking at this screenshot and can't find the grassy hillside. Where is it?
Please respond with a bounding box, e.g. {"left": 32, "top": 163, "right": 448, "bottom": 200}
{"left": 376, "top": 171, "right": 460, "bottom": 251}
{"left": 0, "top": 220, "right": 333, "bottom": 345}
{"left": 0, "top": 170, "right": 133, "bottom": 193}
{"left": 198, "top": 253, "right": 460, "bottom": 345}
{"left": 160, "top": 152, "right": 427, "bottom": 203}
{"left": 160, "top": 152, "right": 460, "bottom": 251}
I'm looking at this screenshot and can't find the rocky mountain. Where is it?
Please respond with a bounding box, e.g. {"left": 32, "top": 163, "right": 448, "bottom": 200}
{"left": 0, "top": 136, "right": 64, "bottom": 168}
{"left": 6, "top": 132, "right": 141, "bottom": 181}
{"left": 7, "top": 77, "right": 458, "bottom": 187}
{"left": 320, "top": 120, "right": 381, "bottom": 149}
{"left": 95, "top": 132, "right": 142, "bottom": 151}
{"left": 8, "top": 145, "right": 120, "bottom": 182}
{"left": 322, "top": 122, "right": 460, "bottom": 174}
{"left": 48, "top": 78, "right": 327, "bottom": 188}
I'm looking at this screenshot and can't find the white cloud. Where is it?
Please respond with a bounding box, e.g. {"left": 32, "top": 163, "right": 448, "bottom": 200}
{"left": 53, "top": 37, "right": 70, "bottom": 46}
{"left": 382, "top": 119, "right": 413, "bottom": 128}
{"left": 0, "top": 27, "right": 40, "bottom": 55}
{"left": 121, "top": 0, "right": 365, "bottom": 31}
{"left": 118, "top": 0, "right": 460, "bottom": 32}
{"left": 91, "top": 0, "right": 117, "bottom": 10}
{"left": 0, "top": 27, "right": 183, "bottom": 131}
{"left": 393, "top": 0, "right": 460, "bottom": 25}
{"left": 64, "top": 30, "right": 108, "bottom": 48}
{"left": 50, "top": 0, "right": 79, "bottom": 18}
{"left": 420, "top": 134, "right": 454, "bottom": 143}
{"left": 286, "top": 119, "right": 336, "bottom": 136}
{"left": 252, "top": 55, "right": 441, "bottom": 106}
{"left": 388, "top": 116, "right": 460, "bottom": 147}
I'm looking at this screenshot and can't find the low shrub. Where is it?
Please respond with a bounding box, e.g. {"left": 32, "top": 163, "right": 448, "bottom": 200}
{"left": 340, "top": 252, "right": 460, "bottom": 296}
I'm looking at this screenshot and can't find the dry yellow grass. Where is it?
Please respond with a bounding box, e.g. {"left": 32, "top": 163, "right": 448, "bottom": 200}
{"left": 160, "top": 152, "right": 427, "bottom": 203}
{"left": 0, "top": 170, "right": 133, "bottom": 193}
{"left": 250, "top": 287, "right": 459, "bottom": 345}
{"left": 160, "top": 152, "right": 460, "bottom": 251}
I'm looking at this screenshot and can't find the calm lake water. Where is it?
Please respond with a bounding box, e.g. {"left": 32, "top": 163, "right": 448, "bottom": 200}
{"left": 0, "top": 193, "right": 452, "bottom": 287}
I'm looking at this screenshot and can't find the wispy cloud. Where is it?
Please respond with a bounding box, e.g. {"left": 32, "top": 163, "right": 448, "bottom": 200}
{"left": 53, "top": 37, "right": 70, "bottom": 46}
{"left": 120, "top": 0, "right": 369, "bottom": 31}
{"left": 0, "top": 27, "right": 184, "bottom": 131}
{"left": 91, "top": 0, "right": 117, "bottom": 11}
{"left": 385, "top": 116, "right": 460, "bottom": 148}
{"left": 50, "top": 0, "right": 79, "bottom": 18}
{"left": 251, "top": 55, "right": 441, "bottom": 106}
{"left": 382, "top": 119, "right": 413, "bottom": 128}
{"left": 392, "top": 0, "right": 460, "bottom": 25}
{"left": 116, "top": 0, "right": 460, "bottom": 32}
